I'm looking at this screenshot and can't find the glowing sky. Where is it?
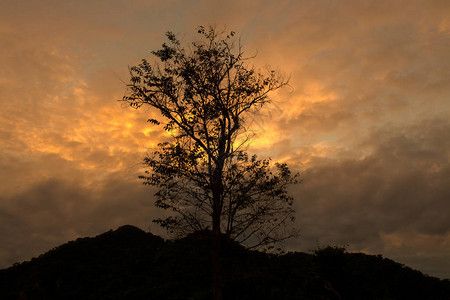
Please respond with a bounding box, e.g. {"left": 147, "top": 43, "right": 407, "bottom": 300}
{"left": 1, "top": 0, "right": 449, "bottom": 279}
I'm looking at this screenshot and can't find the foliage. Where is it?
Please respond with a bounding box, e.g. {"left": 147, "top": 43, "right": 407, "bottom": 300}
{"left": 2, "top": 226, "right": 450, "bottom": 300}
{"left": 123, "top": 26, "right": 298, "bottom": 249}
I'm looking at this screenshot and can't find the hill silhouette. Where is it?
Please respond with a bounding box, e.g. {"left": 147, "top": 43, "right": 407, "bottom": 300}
{"left": 1, "top": 225, "right": 449, "bottom": 300}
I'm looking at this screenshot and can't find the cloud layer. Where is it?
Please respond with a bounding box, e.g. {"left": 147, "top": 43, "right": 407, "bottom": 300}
{"left": 1, "top": 0, "right": 449, "bottom": 278}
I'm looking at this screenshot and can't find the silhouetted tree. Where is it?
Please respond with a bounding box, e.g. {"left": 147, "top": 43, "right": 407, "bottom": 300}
{"left": 123, "top": 26, "right": 299, "bottom": 300}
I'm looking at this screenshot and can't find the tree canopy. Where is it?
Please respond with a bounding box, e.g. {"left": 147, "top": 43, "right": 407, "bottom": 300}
{"left": 123, "top": 26, "right": 299, "bottom": 250}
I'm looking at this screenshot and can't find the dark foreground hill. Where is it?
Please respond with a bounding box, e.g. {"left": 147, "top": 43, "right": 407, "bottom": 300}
{"left": 1, "top": 225, "right": 449, "bottom": 300}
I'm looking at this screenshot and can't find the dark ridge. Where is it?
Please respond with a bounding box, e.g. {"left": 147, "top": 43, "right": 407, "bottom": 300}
{"left": 1, "top": 226, "right": 449, "bottom": 300}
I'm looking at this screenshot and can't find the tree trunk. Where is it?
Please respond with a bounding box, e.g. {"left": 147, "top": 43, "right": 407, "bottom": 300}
{"left": 211, "top": 229, "right": 223, "bottom": 300}
{"left": 211, "top": 176, "right": 224, "bottom": 300}
{"left": 212, "top": 133, "right": 226, "bottom": 300}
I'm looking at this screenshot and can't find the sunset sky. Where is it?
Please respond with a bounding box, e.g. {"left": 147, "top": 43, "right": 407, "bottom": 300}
{"left": 1, "top": 0, "right": 449, "bottom": 279}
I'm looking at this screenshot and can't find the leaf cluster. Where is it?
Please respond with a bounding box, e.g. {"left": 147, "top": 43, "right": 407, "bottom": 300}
{"left": 123, "top": 26, "right": 285, "bottom": 161}
{"left": 123, "top": 26, "right": 297, "bottom": 249}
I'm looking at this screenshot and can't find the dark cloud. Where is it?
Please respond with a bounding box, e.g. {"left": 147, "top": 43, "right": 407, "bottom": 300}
{"left": 289, "top": 117, "right": 450, "bottom": 278}
{"left": 0, "top": 172, "right": 160, "bottom": 268}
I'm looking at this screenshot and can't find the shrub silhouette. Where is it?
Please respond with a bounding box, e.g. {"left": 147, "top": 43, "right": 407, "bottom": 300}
{"left": 1, "top": 226, "right": 449, "bottom": 300}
